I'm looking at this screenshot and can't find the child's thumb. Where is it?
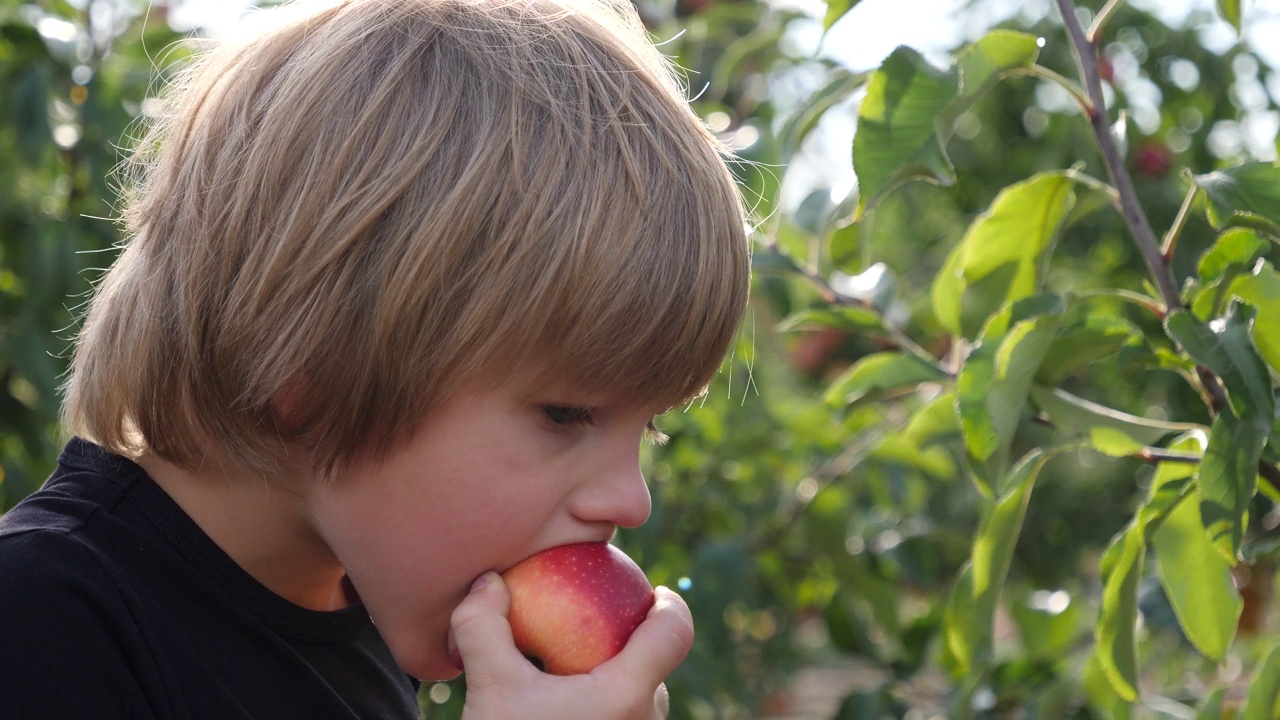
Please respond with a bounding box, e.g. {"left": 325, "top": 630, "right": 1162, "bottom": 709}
{"left": 447, "top": 572, "right": 526, "bottom": 687}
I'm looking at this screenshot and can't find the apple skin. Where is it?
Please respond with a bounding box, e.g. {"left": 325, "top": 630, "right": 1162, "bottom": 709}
{"left": 501, "top": 542, "right": 655, "bottom": 676}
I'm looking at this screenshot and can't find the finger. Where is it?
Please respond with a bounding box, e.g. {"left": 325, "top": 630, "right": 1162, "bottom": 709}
{"left": 447, "top": 572, "right": 530, "bottom": 688}
{"left": 598, "top": 586, "right": 694, "bottom": 689}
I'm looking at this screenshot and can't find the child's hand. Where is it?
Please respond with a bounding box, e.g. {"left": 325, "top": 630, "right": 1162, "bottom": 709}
{"left": 449, "top": 572, "right": 694, "bottom": 720}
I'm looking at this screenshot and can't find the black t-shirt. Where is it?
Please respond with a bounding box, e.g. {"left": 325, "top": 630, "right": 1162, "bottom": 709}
{"left": 0, "top": 438, "right": 420, "bottom": 719}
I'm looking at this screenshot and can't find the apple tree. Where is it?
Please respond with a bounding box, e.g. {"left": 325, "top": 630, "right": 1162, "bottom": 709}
{"left": 619, "top": 0, "right": 1280, "bottom": 717}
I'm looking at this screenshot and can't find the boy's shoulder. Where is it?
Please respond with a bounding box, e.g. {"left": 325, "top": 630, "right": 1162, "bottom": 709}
{"left": 0, "top": 485, "right": 155, "bottom": 717}
{"left": 0, "top": 467, "right": 135, "bottom": 628}
{"left": 0, "top": 513, "right": 123, "bottom": 626}
{"left": 0, "top": 439, "right": 161, "bottom": 642}
{"left": 0, "top": 439, "right": 135, "bottom": 565}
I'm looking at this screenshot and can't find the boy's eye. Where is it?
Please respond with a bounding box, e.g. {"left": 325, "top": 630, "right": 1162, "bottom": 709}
{"left": 542, "top": 405, "right": 594, "bottom": 426}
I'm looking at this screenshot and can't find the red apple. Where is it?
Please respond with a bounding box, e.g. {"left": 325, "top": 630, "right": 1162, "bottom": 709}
{"left": 501, "top": 542, "right": 655, "bottom": 675}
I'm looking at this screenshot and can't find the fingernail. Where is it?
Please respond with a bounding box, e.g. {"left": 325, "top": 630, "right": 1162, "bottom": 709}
{"left": 470, "top": 572, "right": 494, "bottom": 593}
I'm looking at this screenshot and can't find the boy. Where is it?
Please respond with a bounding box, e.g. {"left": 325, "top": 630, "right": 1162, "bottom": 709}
{"left": 0, "top": 0, "right": 750, "bottom": 717}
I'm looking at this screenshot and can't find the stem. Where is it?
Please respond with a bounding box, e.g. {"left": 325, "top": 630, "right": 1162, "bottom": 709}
{"left": 1086, "top": 0, "right": 1127, "bottom": 44}
{"left": 1137, "top": 447, "right": 1201, "bottom": 464}
{"left": 1161, "top": 180, "right": 1200, "bottom": 264}
{"left": 1063, "top": 166, "right": 1121, "bottom": 205}
{"left": 1013, "top": 65, "right": 1092, "bottom": 115}
{"left": 1072, "top": 288, "right": 1164, "bottom": 317}
{"left": 1055, "top": 0, "right": 1183, "bottom": 313}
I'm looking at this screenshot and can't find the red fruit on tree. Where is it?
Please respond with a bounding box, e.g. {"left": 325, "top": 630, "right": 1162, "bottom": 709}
{"left": 1134, "top": 141, "right": 1173, "bottom": 177}
{"left": 1098, "top": 55, "right": 1115, "bottom": 84}
{"left": 502, "top": 542, "right": 656, "bottom": 675}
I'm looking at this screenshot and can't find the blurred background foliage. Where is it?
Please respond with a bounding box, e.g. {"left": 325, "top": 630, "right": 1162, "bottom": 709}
{"left": 4, "top": 0, "right": 1280, "bottom": 718}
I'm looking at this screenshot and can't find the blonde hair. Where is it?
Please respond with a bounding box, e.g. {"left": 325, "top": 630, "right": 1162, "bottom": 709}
{"left": 63, "top": 0, "right": 750, "bottom": 477}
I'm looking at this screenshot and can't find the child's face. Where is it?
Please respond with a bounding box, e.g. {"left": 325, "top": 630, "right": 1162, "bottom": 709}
{"left": 306, "top": 376, "right": 663, "bottom": 680}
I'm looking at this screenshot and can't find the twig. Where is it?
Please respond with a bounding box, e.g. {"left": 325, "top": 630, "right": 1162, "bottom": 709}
{"left": 1063, "top": 166, "right": 1121, "bottom": 205}
{"left": 1054, "top": 0, "right": 1183, "bottom": 312}
{"left": 1161, "top": 179, "right": 1200, "bottom": 264}
{"left": 1011, "top": 65, "right": 1091, "bottom": 115}
{"left": 1137, "top": 447, "right": 1201, "bottom": 464}
{"left": 1086, "top": 0, "right": 1128, "bottom": 44}
{"left": 1072, "top": 288, "right": 1163, "bottom": 317}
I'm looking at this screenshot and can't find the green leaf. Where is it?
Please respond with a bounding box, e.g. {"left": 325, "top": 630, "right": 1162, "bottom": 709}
{"left": 903, "top": 391, "right": 961, "bottom": 446}
{"left": 854, "top": 47, "right": 958, "bottom": 214}
{"left": 1243, "top": 646, "right": 1280, "bottom": 720}
{"left": 823, "top": 0, "right": 862, "bottom": 31}
{"left": 777, "top": 306, "right": 882, "bottom": 334}
{"left": 1084, "top": 654, "right": 1134, "bottom": 719}
{"left": 752, "top": 249, "right": 803, "bottom": 276}
{"left": 1029, "top": 385, "right": 1201, "bottom": 448}
{"left": 854, "top": 32, "right": 1039, "bottom": 218}
{"left": 1199, "top": 410, "right": 1267, "bottom": 562}
{"left": 1036, "top": 314, "right": 1139, "bottom": 384}
{"left": 834, "top": 685, "right": 903, "bottom": 720}
{"left": 945, "top": 450, "right": 1050, "bottom": 675}
{"left": 829, "top": 220, "right": 860, "bottom": 274}
{"left": 1194, "top": 162, "right": 1280, "bottom": 236}
{"left": 958, "top": 307, "right": 1062, "bottom": 492}
{"left": 1089, "top": 427, "right": 1147, "bottom": 458}
{"left": 933, "top": 244, "right": 967, "bottom": 336}
{"left": 1196, "top": 687, "right": 1228, "bottom": 720}
{"left": 780, "top": 68, "right": 867, "bottom": 159}
{"left": 1151, "top": 474, "right": 1242, "bottom": 661}
{"left": 1216, "top": 0, "right": 1243, "bottom": 34}
{"left": 712, "top": 26, "right": 787, "bottom": 98}
{"left": 1138, "top": 432, "right": 1206, "bottom": 530}
{"left": 1095, "top": 524, "right": 1144, "bottom": 702}
{"left": 1165, "top": 304, "right": 1275, "bottom": 428}
{"left": 1009, "top": 589, "right": 1082, "bottom": 660}
{"left": 1198, "top": 228, "right": 1269, "bottom": 284}
{"left": 824, "top": 591, "right": 878, "bottom": 657}
{"left": 953, "top": 30, "right": 1041, "bottom": 108}
{"left": 1229, "top": 262, "right": 1280, "bottom": 373}
{"left": 871, "top": 435, "right": 956, "bottom": 479}
{"left": 11, "top": 65, "right": 52, "bottom": 163}
{"left": 932, "top": 173, "right": 1076, "bottom": 339}
{"left": 1192, "top": 228, "right": 1272, "bottom": 320}
{"left": 824, "top": 351, "right": 947, "bottom": 406}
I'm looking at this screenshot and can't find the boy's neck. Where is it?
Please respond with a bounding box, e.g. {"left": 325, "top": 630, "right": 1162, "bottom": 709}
{"left": 135, "top": 451, "right": 352, "bottom": 612}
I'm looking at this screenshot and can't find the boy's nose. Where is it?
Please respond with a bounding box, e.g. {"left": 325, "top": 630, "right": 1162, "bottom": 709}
{"left": 569, "top": 460, "right": 652, "bottom": 530}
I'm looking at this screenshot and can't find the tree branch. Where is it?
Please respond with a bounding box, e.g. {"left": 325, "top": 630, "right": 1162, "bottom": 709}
{"left": 1055, "top": 0, "right": 1182, "bottom": 313}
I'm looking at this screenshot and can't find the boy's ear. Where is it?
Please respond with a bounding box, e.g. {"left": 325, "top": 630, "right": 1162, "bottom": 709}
{"left": 269, "top": 379, "right": 312, "bottom": 434}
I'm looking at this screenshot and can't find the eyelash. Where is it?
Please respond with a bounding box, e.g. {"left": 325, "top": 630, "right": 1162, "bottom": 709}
{"left": 540, "top": 405, "right": 668, "bottom": 445}
{"left": 542, "top": 405, "right": 594, "bottom": 427}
